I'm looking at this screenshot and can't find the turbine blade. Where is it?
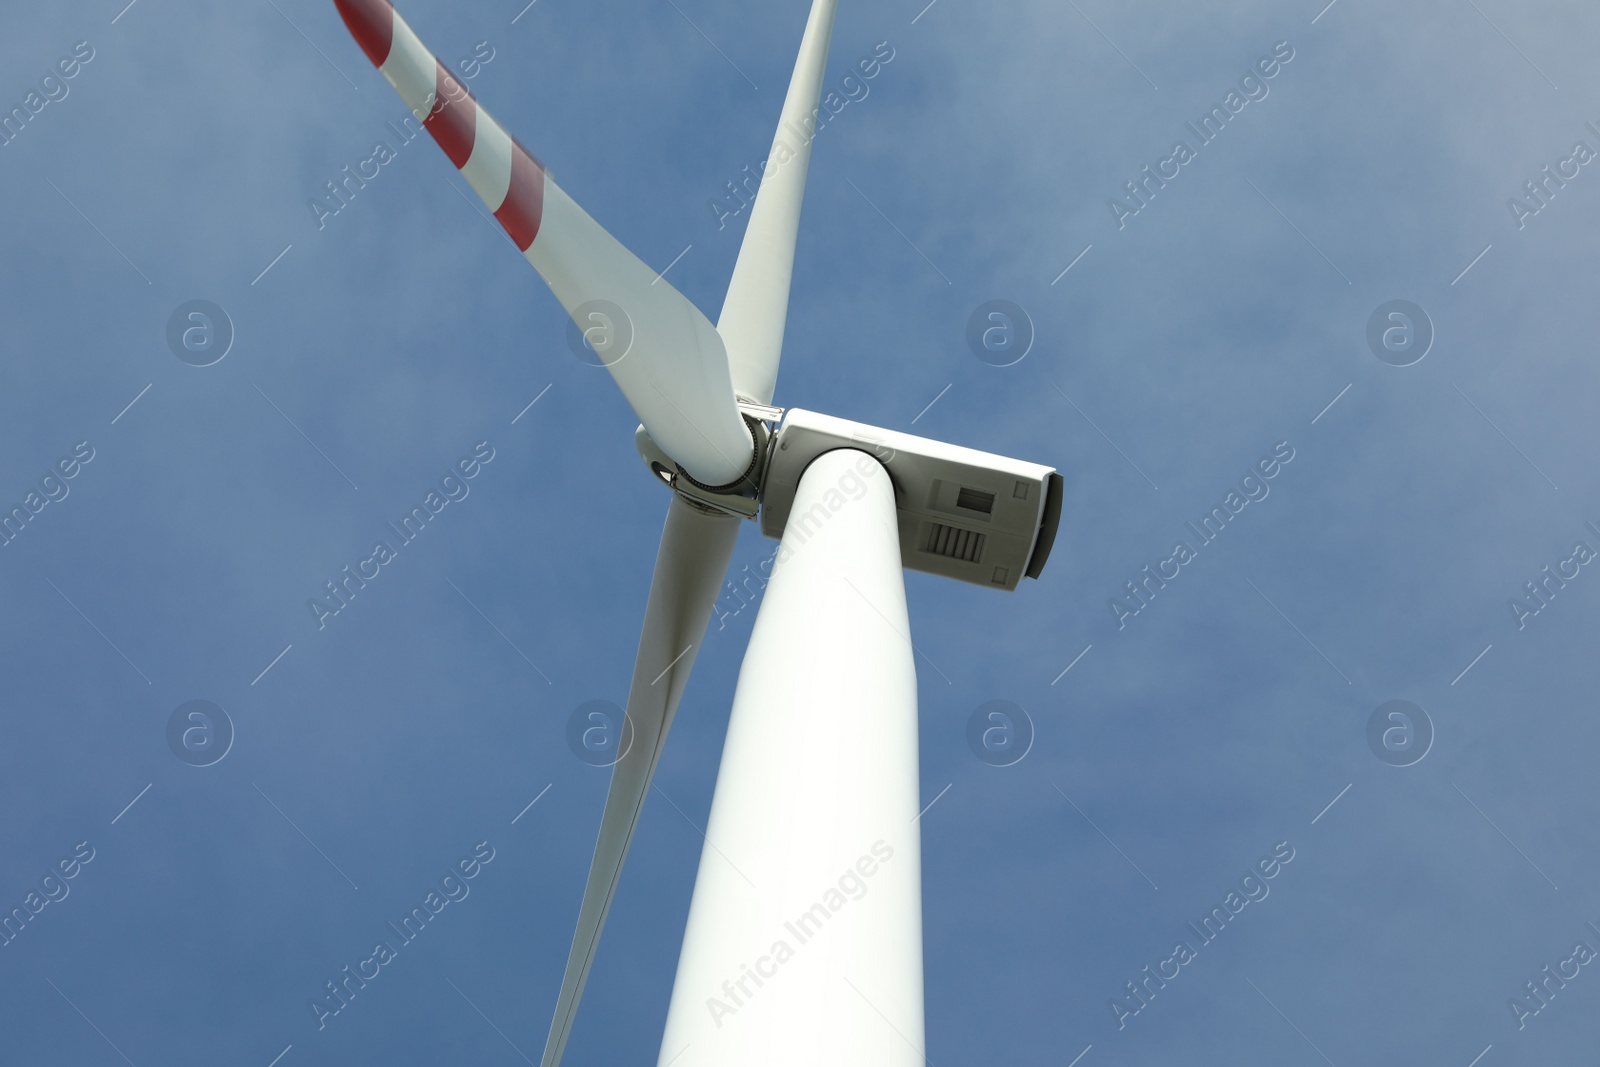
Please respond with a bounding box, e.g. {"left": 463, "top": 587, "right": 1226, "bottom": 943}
{"left": 717, "top": 0, "right": 840, "bottom": 406}
{"left": 333, "top": 0, "right": 753, "bottom": 487}
{"left": 540, "top": 495, "right": 740, "bottom": 1067}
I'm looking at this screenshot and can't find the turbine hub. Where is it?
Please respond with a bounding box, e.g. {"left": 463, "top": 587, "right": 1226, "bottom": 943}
{"left": 634, "top": 401, "right": 780, "bottom": 520}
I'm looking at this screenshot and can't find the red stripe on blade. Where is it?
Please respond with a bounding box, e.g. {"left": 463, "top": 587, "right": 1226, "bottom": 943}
{"left": 333, "top": 0, "right": 394, "bottom": 67}
{"left": 423, "top": 63, "right": 477, "bottom": 169}
{"left": 495, "top": 142, "right": 546, "bottom": 251}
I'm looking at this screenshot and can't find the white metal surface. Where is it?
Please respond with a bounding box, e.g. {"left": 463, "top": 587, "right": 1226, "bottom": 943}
{"left": 717, "top": 0, "right": 840, "bottom": 406}
{"left": 540, "top": 496, "right": 741, "bottom": 1067}
{"left": 657, "top": 449, "right": 926, "bottom": 1066}
{"left": 529, "top": 180, "right": 754, "bottom": 487}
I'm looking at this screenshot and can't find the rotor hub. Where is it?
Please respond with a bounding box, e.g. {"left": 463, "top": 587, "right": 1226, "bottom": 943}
{"left": 635, "top": 401, "right": 781, "bottom": 520}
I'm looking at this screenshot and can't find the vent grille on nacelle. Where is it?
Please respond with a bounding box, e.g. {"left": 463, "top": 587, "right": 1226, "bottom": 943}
{"left": 923, "top": 522, "right": 985, "bottom": 563}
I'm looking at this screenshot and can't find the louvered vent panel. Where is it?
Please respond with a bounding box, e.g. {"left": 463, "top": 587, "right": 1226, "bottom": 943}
{"left": 922, "top": 522, "right": 985, "bottom": 563}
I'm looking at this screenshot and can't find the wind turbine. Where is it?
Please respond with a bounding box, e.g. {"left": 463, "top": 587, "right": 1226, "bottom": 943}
{"left": 332, "top": 2, "right": 1063, "bottom": 1063}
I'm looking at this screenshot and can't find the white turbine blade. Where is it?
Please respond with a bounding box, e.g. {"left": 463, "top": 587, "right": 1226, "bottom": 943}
{"left": 658, "top": 448, "right": 924, "bottom": 1065}
{"left": 716, "top": 0, "right": 841, "bottom": 405}
{"left": 541, "top": 495, "right": 741, "bottom": 1067}
{"left": 334, "top": 0, "right": 753, "bottom": 486}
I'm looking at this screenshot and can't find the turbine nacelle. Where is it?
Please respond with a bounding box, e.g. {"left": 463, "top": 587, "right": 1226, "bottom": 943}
{"left": 638, "top": 408, "right": 1065, "bottom": 591}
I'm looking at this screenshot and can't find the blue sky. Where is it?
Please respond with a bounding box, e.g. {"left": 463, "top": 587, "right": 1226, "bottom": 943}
{"left": 3, "top": 0, "right": 1600, "bottom": 1064}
